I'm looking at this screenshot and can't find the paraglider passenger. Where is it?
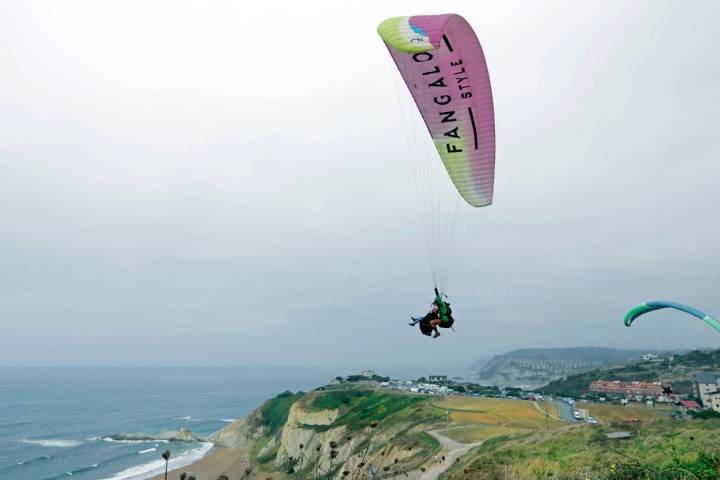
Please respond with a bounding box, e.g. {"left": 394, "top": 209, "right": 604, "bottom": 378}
{"left": 409, "top": 305, "right": 439, "bottom": 327}
{"left": 410, "top": 288, "right": 454, "bottom": 338}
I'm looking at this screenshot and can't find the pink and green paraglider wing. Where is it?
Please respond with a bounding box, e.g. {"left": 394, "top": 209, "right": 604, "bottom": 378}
{"left": 378, "top": 14, "right": 495, "bottom": 207}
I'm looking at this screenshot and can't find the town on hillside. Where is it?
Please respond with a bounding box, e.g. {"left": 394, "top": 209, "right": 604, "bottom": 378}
{"left": 336, "top": 353, "right": 720, "bottom": 424}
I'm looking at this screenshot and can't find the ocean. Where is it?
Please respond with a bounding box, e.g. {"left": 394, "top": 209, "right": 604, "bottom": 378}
{"left": 0, "top": 366, "right": 464, "bottom": 480}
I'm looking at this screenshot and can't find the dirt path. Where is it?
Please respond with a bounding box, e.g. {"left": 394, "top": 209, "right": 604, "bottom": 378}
{"left": 531, "top": 401, "right": 564, "bottom": 422}
{"left": 407, "top": 430, "right": 480, "bottom": 480}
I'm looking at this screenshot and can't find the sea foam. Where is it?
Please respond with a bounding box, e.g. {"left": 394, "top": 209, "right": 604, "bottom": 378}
{"left": 102, "top": 437, "right": 168, "bottom": 444}
{"left": 18, "top": 439, "right": 82, "bottom": 448}
{"left": 99, "top": 442, "right": 213, "bottom": 480}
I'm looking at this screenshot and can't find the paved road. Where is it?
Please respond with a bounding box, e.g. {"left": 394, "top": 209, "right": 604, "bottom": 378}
{"left": 551, "top": 400, "right": 579, "bottom": 422}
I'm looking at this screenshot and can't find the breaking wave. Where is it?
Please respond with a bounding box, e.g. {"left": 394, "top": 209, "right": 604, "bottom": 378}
{"left": 99, "top": 442, "right": 213, "bottom": 480}
{"left": 102, "top": 437, "right": 168, "bottom": 444}
{"left": 0, "top": 455, "right": 52, "bottom": 474}
{"left": 18, "top": 439, "right": 82, "bottom": 448}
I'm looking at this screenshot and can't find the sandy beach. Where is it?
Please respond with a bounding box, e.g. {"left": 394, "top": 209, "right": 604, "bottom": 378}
{"left": 148, "top": 432, "right": 472, "bottom": 480}
{"left": 149, "top": 447, "right": 248, "bottom": 480}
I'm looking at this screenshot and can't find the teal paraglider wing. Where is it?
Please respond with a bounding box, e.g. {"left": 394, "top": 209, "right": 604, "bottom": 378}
{"left": 624, "top": 301, "right": 720, "bottom": 333}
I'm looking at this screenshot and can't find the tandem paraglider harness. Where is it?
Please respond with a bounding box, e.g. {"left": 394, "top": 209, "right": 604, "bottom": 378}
{"left": 418, "top": 303, "right": 455, "bottom": 336}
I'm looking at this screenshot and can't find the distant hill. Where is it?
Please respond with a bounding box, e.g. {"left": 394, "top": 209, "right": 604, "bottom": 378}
{"left": 538, "top": 348, "right": 720, "bottom": 397}
{"left": 471, "top": 347, "right": 652, "bottom": 389}
{"left": 468, "top": 354, "right": 493, "bottom": 371}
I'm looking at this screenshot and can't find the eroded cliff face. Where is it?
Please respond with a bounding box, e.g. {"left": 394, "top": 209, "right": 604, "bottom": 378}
{"left": 210, "top": 406, "right": 268, "bottom": 448}
{"left": 210, "top": 389, "right": 439, "bottom": 479}
{"left": 277, "top": 401, "right": 339, "bottom": 462}
{"left": 276, "top": 400, "right": 423, "bottom": 478}
{"left": 290, "top": 401, "right": 339, "bottom": 426}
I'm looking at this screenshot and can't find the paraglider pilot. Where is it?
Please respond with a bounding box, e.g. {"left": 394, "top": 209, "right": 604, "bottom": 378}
{"left": 410, "top": 288, "right": 454, "bottom": 338}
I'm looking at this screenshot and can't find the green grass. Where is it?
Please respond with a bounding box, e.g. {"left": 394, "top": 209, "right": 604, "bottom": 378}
{"left": 241, "top": 385, "right": 720, "bottom": 480}
{"left": 587, "top": 403, "right": 671, "bottom": 423}
{"left": 418, "top": 431, "right": 441, "bottom": 450}
{"left": 432, "top": 397, "right": 564, "bottom": 430}
{"left": 310, "top": 389, "right": 373, "bottom": 410}
{"left": 441, "top": 419, "right": 720, "bottom": 479}
{"left": 309, "top": 390, "right": 429, "bottom": 431}
{"left": 439, "top": 425, "right": 524, "bottom": 443}
{"left": 258, "top": 390, "right": 305, "bottom": 433}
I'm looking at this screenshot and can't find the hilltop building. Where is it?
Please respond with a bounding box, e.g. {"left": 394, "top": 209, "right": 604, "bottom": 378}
{"left": 360, "top": 370, "right": 375, "bottom": 378}
{"left": 428, "top": 375, "right": 447, "bottom": 383}
{"left": 589, "top": 380, "right": 667, "bottom": 398}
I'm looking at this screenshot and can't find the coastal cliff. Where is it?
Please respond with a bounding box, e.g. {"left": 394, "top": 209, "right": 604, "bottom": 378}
{"left": 155, "top": 372, "right": 720, "bottom": 480}
{"left": 208, "top": 386, "right": 443, "bottom": 479}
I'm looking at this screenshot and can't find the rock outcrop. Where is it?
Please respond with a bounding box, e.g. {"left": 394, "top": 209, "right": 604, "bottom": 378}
{"left": 107, "top": 428, "right": 202, "bottom": 443}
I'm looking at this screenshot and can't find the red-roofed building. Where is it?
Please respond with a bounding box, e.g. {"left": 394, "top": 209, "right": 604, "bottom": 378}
{"left": 679, "top": 400, "right": 700, "bottom": 411}
{"left": 589, "top": 380, "right": 667, "bottom": 397}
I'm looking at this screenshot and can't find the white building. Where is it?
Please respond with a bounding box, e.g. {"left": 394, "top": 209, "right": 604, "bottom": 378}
{"left": 710, "top": 392, "right": 720, "bottom": 412}
{"left": 693, "top": 372, "right": 719, "bottom": 408}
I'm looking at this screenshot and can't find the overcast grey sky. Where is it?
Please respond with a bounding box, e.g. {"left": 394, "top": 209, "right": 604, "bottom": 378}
{"left": 1, "top": 1, "right": 719, "bottom": 367}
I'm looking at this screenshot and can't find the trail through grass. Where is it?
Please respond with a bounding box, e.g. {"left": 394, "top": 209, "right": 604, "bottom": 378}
{"left": 432, "top": 397, "right": 564, "bottom": 430}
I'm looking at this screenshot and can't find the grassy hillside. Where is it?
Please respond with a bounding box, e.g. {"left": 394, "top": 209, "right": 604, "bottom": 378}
{"left": 209, "top": 382, "right": 711, "bottom": 479}
{"left": 429, "top": 397, "right": 564, "bottom": 444}
{"left": 585, "top": 403, "right": 672, "bottom": 423}
{"left": 309, "top": 388, "right": 427, "bottom": 431}
{"left": 538, "top": 349, "right": 720, "bottom": 397}
{"left": 212, "top": 386, "right": 446, "bottom": 479}
{"left": 433, "top": 397, "right": 563, "bottom": 431}
{"left": 213, "top": 384, "right": 580, "bottom": 479}
{"left": 259, "top": 391, "right": 306, "bottom": 432}
{"left": 442, "top": 419, "right": 720, "bottom": 480}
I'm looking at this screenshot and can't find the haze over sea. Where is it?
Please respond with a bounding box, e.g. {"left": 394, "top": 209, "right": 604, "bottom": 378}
{"left": 0, "top": 366, "right": 466, "bottom": 480}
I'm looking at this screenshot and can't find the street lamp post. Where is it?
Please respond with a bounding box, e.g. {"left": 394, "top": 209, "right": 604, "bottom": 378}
{"left": 161, "top": 450, "right": 171, "bottom": 480}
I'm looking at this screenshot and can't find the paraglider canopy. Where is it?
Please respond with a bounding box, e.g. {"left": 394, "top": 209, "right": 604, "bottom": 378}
{"left": 624, "top": 300, "right": 720, "bottom": 334}
{"left": 377, "top": 14, "right": 495, "bottom": 290}
{"left": 377, "top": 14, "right": 495, "bottom": 208}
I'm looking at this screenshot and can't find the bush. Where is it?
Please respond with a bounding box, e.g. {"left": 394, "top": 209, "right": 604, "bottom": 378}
{"left": 690, "top": 409, "right": 720, "bottom": 420}
{"left": 260, "top": 391, "right": 304, "bottom": 432}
